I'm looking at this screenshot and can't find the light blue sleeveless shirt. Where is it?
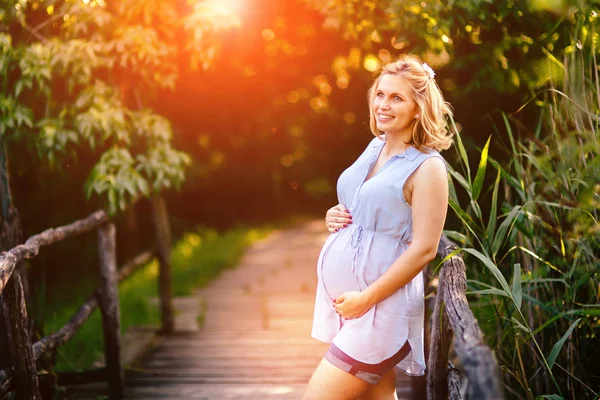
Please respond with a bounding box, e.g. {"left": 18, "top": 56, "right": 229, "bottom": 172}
{"left": 311, "top": 135, "right": 445, "bottom": 376}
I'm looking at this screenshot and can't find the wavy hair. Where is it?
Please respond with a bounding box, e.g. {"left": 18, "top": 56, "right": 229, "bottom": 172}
{"left": 367, "top": 54, "right": 454, "bottom": 152}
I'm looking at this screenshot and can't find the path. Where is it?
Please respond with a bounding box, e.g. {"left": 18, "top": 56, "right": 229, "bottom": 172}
{"left": 66, "top": 220, "right": 416, "bottom": 399}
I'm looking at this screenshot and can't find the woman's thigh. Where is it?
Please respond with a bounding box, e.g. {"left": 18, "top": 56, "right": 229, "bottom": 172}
{"left": 303, "top": 358, "right": 370, "bottom": 400}
{"left": 357, "top": 369, "right": 398, "bottom": 400}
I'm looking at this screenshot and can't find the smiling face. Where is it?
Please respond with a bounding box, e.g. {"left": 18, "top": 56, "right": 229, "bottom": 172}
{"left": 372, "top": 74, "right": 419, "bottom": 137}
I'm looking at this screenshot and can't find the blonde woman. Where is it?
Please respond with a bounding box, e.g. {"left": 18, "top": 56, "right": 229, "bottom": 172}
{"left": 304, "top": 55, "right": 453, "bottom": 400}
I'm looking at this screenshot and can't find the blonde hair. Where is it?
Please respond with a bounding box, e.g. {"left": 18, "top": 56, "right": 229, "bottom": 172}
{"left": 367, "top": 54, "right": 454, "bottom": 152}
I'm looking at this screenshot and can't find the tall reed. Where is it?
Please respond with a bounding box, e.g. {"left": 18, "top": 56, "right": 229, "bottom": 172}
{"left": 444, "top": 11, "right": 599, "bottom": 399}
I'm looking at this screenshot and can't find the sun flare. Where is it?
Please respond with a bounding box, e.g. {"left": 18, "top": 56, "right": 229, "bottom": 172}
{"left": 202, "top": 0, "right": 244, "bottom": 17}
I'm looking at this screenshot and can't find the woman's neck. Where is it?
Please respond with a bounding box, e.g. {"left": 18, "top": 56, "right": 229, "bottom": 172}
{"left": 382, "top": 131, "right": 412, "bottom": 156}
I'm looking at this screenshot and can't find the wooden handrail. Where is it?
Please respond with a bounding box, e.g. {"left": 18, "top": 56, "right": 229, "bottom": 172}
{"left": 0, "top": 210, "right": 108, "bottom": 294}
{"left": 428, "top": 235, "right": 504, "bottom": 399}
{"left": 0, "top": 209, "right": 153, "bottom": 397}
{"left": 1, "top": 197, "right": 172, "bottom": 399}
{"left": 32, "top": 250, "right": 154, "bottom": 360}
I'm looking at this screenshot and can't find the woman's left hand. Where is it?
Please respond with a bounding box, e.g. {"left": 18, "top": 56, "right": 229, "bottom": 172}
{"left": 333, "top": 291, "right": 372, "bottom": 320}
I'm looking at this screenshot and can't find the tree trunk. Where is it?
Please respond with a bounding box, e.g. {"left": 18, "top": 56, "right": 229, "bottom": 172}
{"left": 151, "top": 194, "right": 174, "bottom": 333}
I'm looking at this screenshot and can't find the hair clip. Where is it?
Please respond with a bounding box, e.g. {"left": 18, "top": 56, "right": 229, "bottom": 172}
{"left": 422, "top": 63, "right": 435, "bottom": 79}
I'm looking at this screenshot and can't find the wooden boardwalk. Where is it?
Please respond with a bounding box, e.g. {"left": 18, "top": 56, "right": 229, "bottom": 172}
{"left": 65, "top": 220, "right": 416, "bottom": 399}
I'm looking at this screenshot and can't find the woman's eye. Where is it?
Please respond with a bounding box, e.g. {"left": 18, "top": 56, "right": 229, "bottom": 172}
{"left": 376, "top": 92, "right": 384, "bottom": 98}
{"left": 394, "top": 96, "right": 402, "bottom": 101}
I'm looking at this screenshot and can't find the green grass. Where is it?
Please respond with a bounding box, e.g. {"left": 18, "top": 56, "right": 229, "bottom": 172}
{"left": 170, "top": 226, "right": 271, "bottom": 296}
{"left": 41, "top": 224, "right": 273, "bottom": 371}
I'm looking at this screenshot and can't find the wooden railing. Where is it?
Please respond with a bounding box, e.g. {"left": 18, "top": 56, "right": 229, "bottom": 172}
{"left": 428, "top": 235, "right": 504, "bottom": 399}
{"left": 0, "top": 198, "right": 173, "bottom": 399}
{"left": 1, "top": 214, "right": 506, "bottom": 399}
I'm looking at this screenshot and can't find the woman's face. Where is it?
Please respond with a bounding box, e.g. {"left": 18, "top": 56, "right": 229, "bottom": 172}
{"left": 372, "top": 74, "right": 418, "bottom": 136}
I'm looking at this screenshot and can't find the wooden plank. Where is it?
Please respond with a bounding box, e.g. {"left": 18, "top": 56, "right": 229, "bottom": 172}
{"left": 63, "top": 382, "right": 414, "bottom": 400}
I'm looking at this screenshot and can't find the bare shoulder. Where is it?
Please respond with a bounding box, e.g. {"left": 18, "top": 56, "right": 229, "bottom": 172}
{"left": 413, "top": 156, "right": 447, "bottom": 183}
{"left": 404, "top": 156, "right": 447, "bottom": 205}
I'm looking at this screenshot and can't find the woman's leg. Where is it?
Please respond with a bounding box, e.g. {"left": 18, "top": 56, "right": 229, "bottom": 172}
{"left": 303, "top": 358, "right": 371, "bottom": 400}
{"left": 358, "top": 369, "right": 398, "bottom": 400}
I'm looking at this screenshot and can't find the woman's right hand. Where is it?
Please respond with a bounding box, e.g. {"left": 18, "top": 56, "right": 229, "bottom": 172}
{"left": 325, "top": 204, "right": 352, "bottom": 233}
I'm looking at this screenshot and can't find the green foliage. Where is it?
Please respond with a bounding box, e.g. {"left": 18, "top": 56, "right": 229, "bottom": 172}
{"left": 302, "top": 0, "right": 583, "bottom": 96}
{"left": 0, "top": 0, "right": 239, "bottom": 214}
{"left": 84, "top": 147, "right": 148, "bottom": 214}
{"left": 444, "top": 23, "right": 600, "bottom": 397}
{"left": 170, "top": 225, "right": 272, "bottom": 296}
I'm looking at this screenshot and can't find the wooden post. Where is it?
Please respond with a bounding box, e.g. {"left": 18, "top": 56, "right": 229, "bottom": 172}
{"left": 151, "top": 194, "right": 174, "bottom": 333}
{"left": 427, "top": 268, "right": 453, "bottom": 400}
{"left": 0, "top": 135, "right": 14, "bottom": 373}
{"left": 0, "top": 137, "right": 40, "bottom": 399}
{"left": 448, "top": 366, "right": 463, "bottom": 399}
{"left": 434, "top": 236, "right": 504, "bottom": 400}
{"left": 97, "top": 223, "right": 124, "bottom": 398}
{"left": 3, "top": 272, "right": 41, "bottom": 399}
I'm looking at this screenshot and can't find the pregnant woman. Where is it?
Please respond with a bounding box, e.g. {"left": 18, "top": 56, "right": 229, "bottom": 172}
{"left": 304, "top": 55, "right": 454, "bottom": 400}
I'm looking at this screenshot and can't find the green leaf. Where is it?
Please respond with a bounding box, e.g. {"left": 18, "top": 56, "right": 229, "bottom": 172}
{"left": 452, "top": 122, "right": 471, "bottom": 183}
{"left": 491, "top": 205, "right": 522, "bottom": 259}
{"left": 108, "top": 189, "right": 117, "bottom": 211}
{"left": 443, "top": 230, "right": 472, "bottom": 247}
{"left": 537, "top": 395, "right": 563, "bottom": 400}
{"left": 516, "top": 246, "right": 564, "bottom": 274}
{"left": 447, "top": 170, "right": 459, "bottom": 204}
{"left": 512, "top": 263, "right": 522, "bottom": 310}
{"left": 467, "top": 288, "right": 509, "bottom": 297}
{"left": 486, "top": 168, "right": 501, "bottom": 243}
{"left": 462, "top": 248, "right": 511, "bottom": 294}
{"left": 470, "top": 199, "right": 482, "bottom": 222}
{"left": 472, "top": 135, "right": 491, "bottom": 201}
{"left": 448, "top": 199, "right": 483, "bottom": 249}
{"left": 547, "top": 318, "right": 581, "bottom": 370}
{"left": 511, "top": 317, "right": 530, "bottom": 333}
{"left": 15, "top": 80, "right": 23, "bottom": 97}
{"left": 447, "top": 164, "right": 471, "bottom": 192}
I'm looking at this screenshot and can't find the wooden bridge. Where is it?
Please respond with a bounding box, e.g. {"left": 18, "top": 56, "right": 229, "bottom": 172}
{"left": 0, "top": 210, "right": 503, "bottom": 399}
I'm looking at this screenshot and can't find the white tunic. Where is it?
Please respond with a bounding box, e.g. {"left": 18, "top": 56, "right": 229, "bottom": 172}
{"left": 311, "top": 136, "right": 444, "bottom": 376}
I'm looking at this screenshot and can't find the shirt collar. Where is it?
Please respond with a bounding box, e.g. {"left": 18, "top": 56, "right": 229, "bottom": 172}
{"left": 373, "top": 136, "right": 421, "bottom": 162}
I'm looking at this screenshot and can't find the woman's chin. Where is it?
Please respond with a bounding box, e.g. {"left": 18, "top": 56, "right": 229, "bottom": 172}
{"left": 376, "top": 122, "right": 392, "bottom": 131}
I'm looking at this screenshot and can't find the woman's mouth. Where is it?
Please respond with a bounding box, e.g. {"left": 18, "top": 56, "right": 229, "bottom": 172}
{"left": 377, "top": 114, "right": 395, "bottom": 122}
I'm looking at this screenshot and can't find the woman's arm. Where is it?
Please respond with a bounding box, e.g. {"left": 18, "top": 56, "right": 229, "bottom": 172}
{"left": 334, "top": 157, "right": 448, "bottom": 319}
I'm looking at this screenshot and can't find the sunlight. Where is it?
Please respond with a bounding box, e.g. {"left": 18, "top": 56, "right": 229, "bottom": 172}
{"left": 202, "top": 0, "right": 244, "bottom": 17}
{"left": 268, "top": 386, "right": 294, "bottom": 395}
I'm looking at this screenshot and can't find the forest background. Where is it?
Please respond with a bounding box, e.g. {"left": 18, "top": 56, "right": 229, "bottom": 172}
{"left": 1, "top": 0, "right": 598, "bottom": 399}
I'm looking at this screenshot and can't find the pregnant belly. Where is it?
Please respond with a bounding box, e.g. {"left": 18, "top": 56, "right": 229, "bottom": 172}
{"left": 319, "top": 239, "right": 360, "bottom": 300}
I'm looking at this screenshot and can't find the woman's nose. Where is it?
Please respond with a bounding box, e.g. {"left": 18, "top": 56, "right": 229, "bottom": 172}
{"left": 378, "top": 100, "right": 390, "bottom": 110}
